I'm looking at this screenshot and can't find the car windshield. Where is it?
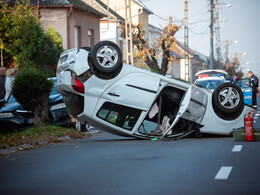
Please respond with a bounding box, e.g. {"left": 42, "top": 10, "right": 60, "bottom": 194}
{"left": 195, "top": 79, "right": 223, "bottom": 89}
{"left": 50, "top": 84, "right": 58, "bottom": 95}
{"left": 7, "top": 94, "right": 16, "bottom": 103}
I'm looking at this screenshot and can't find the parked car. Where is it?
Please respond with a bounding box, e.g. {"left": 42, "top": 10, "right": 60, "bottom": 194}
{"left": 194, "top": 70, "right": 227, "bottom": 91}
{"left": 0, "top": 78, "right": 71, "bottom": 133}
{"left": 56, "top": 41, "right": 253, "bottom": 140}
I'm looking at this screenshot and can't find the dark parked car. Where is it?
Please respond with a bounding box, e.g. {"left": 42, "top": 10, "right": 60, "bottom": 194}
{"left": 0, "top": 78, "right": 71, "bottom": 133}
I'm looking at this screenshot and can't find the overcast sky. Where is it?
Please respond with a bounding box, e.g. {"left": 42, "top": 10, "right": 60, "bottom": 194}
{"left": 140, "top": 0, "right": 260, "bottom": 77}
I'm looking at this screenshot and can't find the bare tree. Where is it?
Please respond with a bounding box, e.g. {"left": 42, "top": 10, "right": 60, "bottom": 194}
{"left": 122, "top": 17, "right": 180, "bottom": 75}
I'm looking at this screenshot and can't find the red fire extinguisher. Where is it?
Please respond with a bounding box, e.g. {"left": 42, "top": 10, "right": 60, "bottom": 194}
{"left": 244, "top": 110, "right": 256, "bottom": 141}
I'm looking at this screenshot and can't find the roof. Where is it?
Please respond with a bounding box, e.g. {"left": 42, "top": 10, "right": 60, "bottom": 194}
{"left": 94, "top": 0, "right": 125, "bottom": 22}
{"left": 5, "top": 0, "right": 105, "bottom": 18}
{"left": 133, "top": 0, "right": 153, "bottom": 15}
{"left": 171, "top": 39, "right": 208, "bottom": 64}
{"left": 195, "top": 69, "right": 227, "bottom": 77}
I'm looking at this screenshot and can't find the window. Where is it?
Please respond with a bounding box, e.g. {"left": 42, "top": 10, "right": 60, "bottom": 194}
{"left": 97, "top": 102, "right": 142, "bottom": 131}
{"left": 74, "top": 26, "right": 81, "bottom": 48}
{"left": 88, "top": 30, "right": 93, "bottom": 47}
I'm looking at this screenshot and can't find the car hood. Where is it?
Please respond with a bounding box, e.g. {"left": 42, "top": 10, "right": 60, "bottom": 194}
{"left": 0, "top": 101, "right": 23, "bottom": 113}
{"left": 0, "top": 94, "right": 63, "bottom": 113}
{"left": 49, "top": 94, "right": 63, "bottom": 104}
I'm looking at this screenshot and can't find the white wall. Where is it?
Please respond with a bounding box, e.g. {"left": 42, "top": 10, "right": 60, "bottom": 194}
{"left": 100, "top": 22, "right": 117, "bottom": 43}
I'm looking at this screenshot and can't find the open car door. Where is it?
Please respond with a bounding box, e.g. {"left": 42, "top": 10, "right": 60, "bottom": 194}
{"left": 233, "top": 78, "right": 252, "bottom": 105}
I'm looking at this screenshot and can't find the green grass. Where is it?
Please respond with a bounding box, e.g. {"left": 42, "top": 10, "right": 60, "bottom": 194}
{"left": 0, "top": 126, "right": 90, "bottom": 150}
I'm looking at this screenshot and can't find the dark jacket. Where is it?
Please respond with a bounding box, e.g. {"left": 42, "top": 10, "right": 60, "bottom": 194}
{"left": 250, "top": 74, "right": 259, "bottom": 91}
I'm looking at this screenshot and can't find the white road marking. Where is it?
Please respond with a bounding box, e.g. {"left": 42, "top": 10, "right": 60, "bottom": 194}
{"left": 232, "top": 145, "right": 243, "bottom": 152}
{"left": 215, "top": 166, "right": 233, "bottom": 180}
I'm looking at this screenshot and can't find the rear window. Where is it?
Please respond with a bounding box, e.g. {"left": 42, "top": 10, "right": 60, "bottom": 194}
{"left": 97, "top": 102, "right": 142, "bottom": 131}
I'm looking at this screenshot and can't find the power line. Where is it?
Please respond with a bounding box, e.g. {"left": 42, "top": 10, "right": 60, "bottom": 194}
{"left": 136, "top": 0, "right": 182, "bottom": 23}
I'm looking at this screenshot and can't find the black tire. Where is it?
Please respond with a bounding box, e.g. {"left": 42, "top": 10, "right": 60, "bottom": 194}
{"left": 90, "top": 41, "right": 122, "bottom": 75}
{"left": 75, "top": 120, "right": 90, "bottom": 132}
{"left": 212, "top": 82, "right": 244, "bottom": 114}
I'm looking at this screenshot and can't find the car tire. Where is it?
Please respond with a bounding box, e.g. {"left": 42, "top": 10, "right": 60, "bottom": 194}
{"left": 90, "top": 41, "right": 122, "bottom": 76}
{"left": 75, "top": 120, "right": 90, "bottom": 132}
{"left": 212, "top": 82, "right": 244, "bottom": 115}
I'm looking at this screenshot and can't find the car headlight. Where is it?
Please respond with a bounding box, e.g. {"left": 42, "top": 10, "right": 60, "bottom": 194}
{"left": 0, "top": 112, "right": 15, "bottom": 118}
{"left": 50, "top": 103, "right": 66, "bottom": 111}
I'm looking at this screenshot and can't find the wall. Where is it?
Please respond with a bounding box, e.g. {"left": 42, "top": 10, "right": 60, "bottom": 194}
{"left": 100, "top": 21, "right": 118, "bottom": 43}
{"left": 39, "top": 8, "right": 68, "bottom": 49}
{"left": 40, "top": 7, "right": 101, "bottom": 50}
{"left": 69, "top": 10, "right": 100, "bottom": 48}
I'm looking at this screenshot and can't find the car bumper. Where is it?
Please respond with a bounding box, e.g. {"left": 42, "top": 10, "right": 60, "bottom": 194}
{"left": 0, "top": 118, "right": 31, "bottom": 133}
{"left": 50, "top": 107, "right": 72, "bottom": 127}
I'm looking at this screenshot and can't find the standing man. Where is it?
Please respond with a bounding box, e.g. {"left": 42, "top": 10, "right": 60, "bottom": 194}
{"left": 231, "top": 74, "right": 239, "bottom": 83}
{"left": 248, "top": 71, "right": 259, "bottom": 108}
{"left": 0, "top": 66, "right": 6, "bottom": 99}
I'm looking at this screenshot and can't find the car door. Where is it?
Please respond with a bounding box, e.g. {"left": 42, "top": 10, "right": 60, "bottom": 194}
{"left": 91, "top": 72, "right": 160, "bottom": 134}
{"left": 96, "top": 72, "right": 161, "bottom": 111}
{"left": 234, "top": 78, "right": 252, "bottom": 105}
{"left": 179, "top": 84, "right": 208, "bottom": 123}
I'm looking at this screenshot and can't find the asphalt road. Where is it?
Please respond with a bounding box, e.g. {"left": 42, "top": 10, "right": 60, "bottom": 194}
{"left": 1, "top": 97, "right": 260, "bottom": 195}
{"left": 0, "top": 130, "right": 260, "bottom": 195}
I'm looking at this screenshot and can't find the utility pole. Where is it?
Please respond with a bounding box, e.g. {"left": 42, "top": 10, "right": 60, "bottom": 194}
{"left": 225, "top": 40, "right": 231, "bottom": 67}
{"left": 210, "top": 0, "right": 214, "bottom": 69}
{"left": 184, "top": 0, "right": 190, "bottom": 82}
{"left": 124, "top": 0, "right": 134, "bottom": 65}
{"left": 215, "top": 0, "right": 221, "bottom": 62}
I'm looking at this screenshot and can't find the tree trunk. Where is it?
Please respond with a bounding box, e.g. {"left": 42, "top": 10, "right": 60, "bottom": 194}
{"left": 33, "top": 92, "right": 50, "bottom": 127}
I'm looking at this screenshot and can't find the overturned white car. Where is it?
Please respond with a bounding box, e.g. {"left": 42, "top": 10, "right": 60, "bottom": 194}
{"left": 56, "top": 41, "right": 254, "bottom": 139}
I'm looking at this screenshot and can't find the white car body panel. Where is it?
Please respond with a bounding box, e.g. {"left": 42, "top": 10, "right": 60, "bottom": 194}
{"left": 57, "top": 48, "right": 90, "bottom": 76}
{"left": 200, "top": 92, "right": 253, "bottom": 135}
{"left": 180, "top": 85, "right": 208, "bottom": 123}
{"left": 100, "top": 72, "right": 160, "bottom": 111}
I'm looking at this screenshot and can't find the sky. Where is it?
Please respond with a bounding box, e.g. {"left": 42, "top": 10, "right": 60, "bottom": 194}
{"left": 138, "top": 0, "right": 260, "bottom": 77}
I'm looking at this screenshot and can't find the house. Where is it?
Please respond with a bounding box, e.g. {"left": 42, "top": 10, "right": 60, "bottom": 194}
{"left": 99, "top": 0, "right": 152, "bottom": 34}
{"left": 168, "top": 40, "right": 208, "bottom": 82}
{"left": 81, "top": 0, "right": 125, "bottom": 51}
{"left": 22, "top": 0, "right": 105, "bottom": 50}
{"left": 97, "top": 0, "right": 152, "bottom": 63}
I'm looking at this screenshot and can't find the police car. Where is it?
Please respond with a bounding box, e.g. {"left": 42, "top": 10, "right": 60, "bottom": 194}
{"left": 232, "top": 78, "right": 252, "bottom": 106}
{"left": 194, "top": 70, "right": 227, "bottom": 91}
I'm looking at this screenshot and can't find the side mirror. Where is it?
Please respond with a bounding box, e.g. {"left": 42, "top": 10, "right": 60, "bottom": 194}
{"left": 0, "top": 99, "right": 6, "bottom": 109}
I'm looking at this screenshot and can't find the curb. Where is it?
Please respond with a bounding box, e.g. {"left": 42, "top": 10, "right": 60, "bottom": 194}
{"left": 0, "top": 130, "right": 101, "bottom": 156}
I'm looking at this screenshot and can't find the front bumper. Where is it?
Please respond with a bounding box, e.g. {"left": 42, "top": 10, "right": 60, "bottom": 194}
{"left": 49, "top": 107, "right": 71, "bottom": 127}
{"left": 0, "top": 117, "right": 31, "bottom": 133}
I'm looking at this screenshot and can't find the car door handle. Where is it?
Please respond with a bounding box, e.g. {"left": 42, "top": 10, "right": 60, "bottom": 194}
{"left": 108, "top": 92, "right": 120, "bottom": 97}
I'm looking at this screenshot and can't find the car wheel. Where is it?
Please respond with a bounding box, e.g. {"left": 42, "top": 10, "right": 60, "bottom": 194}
{"left": 212, "top": 82, "right": 244, "bottom": 115}
{"left": 75, "top": 120, "right": 90, "bottom": 132}
{"left": 90, "top": 41, "right": 122, "bottom": 76}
